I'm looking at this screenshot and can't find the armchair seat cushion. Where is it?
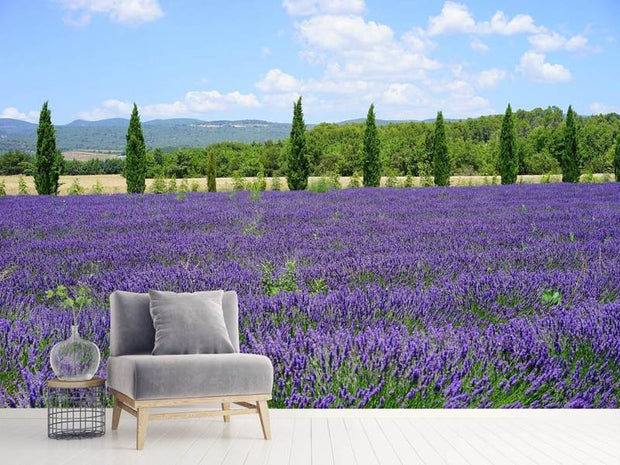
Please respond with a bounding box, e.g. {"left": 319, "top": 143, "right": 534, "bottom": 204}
{"left": 108, "top": 353, "right": 273, "bottom": 400}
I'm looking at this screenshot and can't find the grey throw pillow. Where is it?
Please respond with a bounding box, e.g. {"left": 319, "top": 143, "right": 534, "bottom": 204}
{"left": 149, "top": 290, "right": 235, "bottom": 355}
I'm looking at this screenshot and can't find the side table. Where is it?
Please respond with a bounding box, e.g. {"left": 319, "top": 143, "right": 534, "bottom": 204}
{"left": 47, "top": 377, "right": 106, "bottom": 439}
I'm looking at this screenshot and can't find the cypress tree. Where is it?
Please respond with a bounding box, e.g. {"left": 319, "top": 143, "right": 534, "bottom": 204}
{"left": 562, "top": 105, "right": 580, "bottom": 183}
{"left": 499, "top": 103, "right": 518, "bottom": 184}
{"left": 432, "top": 111, "right": 450, "bottom": 186}
{"left": 124, "top": 103, "right": 147, "bottom": 193}
{"left": 286, "top": 97, "right": 309, "bottom": 190}
{"left": 206, "top": 147, "right": 217, "bottom": 192}
{"left": 34, "top": 101, "right": 63, "bottom": 195}
{"left": 614, "top": 133, "right": 620, "bottom": 182}
{"left": 362, "top": 103, "right": 381, "bottom": 187}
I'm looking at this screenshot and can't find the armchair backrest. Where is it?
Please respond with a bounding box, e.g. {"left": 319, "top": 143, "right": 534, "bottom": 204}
{"left": 109, "top": 290, "right": 240, "bottom": 356}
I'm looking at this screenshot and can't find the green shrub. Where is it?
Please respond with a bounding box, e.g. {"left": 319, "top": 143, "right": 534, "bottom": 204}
{"left": 418, "top": 162, "right": 434, "bottom": 187}
{"left": 329, "top": 172, "right": 341, "bottom": 190}
{"left": 190, "top": 181, "right": 200, "bottom": 192}
{"left": 91, "top": 179, "right": 105, "bottom": 194}
{"left": 308, "top": 277, "right": 328, "bottom": 295}
{"left": 349, "top": 171, "right": 362, "bottom": 188}
{"left": 271, "top": 176, "right": 282, "bottom": 191}
{"left": 308, "top": 178, "right": 330, "bottom": 193}
{"left": 151, "top": 175, "right": 167, "bottom": 194}
{"left": 261, "top": 260, "right": 299, "bottom": 296}
{"left": 232, "top": 171, "right": 246, "bottom": 191}
{"left": 179, "top": 178, "right": 190, "bottom": 193}
{"left": 167, "top": 178, "right": 177, "bottom": 193}
{"left": 249, "top": 188, "right": 262, "bottom": 201}
{"left": 18, "top": 175, "right": 28, "bottom": 195}
{"left": 250, "top": 168, "right": 267, "bottom": 192}
{"left": 403, "top": 174, "right": 413, "bottom": 188}
{"left": 0, "top": 179, "right": 6, "bottom": 196}
{"left": 385, "top": 171, "right": 399, "bottom": 188}
{"left": 540, "top": 172, "right": 552, "bottom": 184}
{"left": 581, "top": 171, "right": 595, "bottom": 183}
{"left": 67, "top": 178, "right": 85, "bottom": 195}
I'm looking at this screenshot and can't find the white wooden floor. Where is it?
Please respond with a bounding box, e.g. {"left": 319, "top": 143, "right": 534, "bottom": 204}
{"left": 0, "top": 409, "right": 618, "bottom": 465}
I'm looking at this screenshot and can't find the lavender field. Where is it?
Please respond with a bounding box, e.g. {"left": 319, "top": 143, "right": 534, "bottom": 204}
{"left": 0, "top": 184, "right": 619, "bottom": 408}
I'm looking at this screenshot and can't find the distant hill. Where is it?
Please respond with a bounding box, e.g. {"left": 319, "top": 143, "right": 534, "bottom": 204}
{"left": 65, "top": 118, "right": 130, "bottom": 127}
{"left": 0, "top": 115, "right": 485, "bottom": 152}
{"left": 0, "top": 118, "right": 294, "bottom": 152}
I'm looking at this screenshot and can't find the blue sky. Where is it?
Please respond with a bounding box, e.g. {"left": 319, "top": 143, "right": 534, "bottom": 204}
{"left": 1, "top": 0, "right": 618, "bottom": 124}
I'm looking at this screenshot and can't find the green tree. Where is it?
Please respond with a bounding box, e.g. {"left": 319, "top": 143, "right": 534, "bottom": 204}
{"left": 432, "top": 111, "right": 450, "bottom": 186}
{"left": 614, "top": 133, "right": 620, "bottom": 181}
{"left": 286, "top": 97, "right": 309, "bottom": 190}
{"left": 34, "top": 101, "right": 63, "bottom": 195}
{"left": 562, "top": 105, "right": 580, "bottom": 183}
{"left": 0, "top": 150, "right": 33, "bottom": 175}
{"left": 124, "top": 103, "right": 147, "bottom": 193}
{"left": 499, "top": 104, "right": 518, "bottom": 184}
{"left": 153, "top": 148, "right": 164, "bottom": 166}
{"left": 362, "top": 103, "right": 381, "bottom": 187}
{"left": 206, "top": 147, "right": 217, "bottom": 192}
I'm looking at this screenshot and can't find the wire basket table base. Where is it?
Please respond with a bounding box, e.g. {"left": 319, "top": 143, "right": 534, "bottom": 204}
{"left": 47, "top": 378, "right": 106, "bottom": 440}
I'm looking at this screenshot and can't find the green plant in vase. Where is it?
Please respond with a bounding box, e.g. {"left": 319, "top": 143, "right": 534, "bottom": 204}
{"left": 47, "top": 285, "right": 101, "bottom": 381}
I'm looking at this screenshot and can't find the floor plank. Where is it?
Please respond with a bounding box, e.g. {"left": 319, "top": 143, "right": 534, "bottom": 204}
{"left": 409, "top": 418, "right": 468, "bottom": 465}
{"left": 311, "top": 417, "right": 333, "bottom": 465}
{"left": 361, "top": 418, "right": 403, "bottom": 465}
{"left": 343, "top": 418, "right": 380, "bottom": 465}
{"left": 289, "top": 418, "right": 311, "bottom": 465}
{"left": 264, "top": 417, "right": 294, "bottom": 465}
{"left": 376, "top": 418, "right": 424, "bottom": 464}
{"left": 328, "top": 417, "right": 356, "bottom": 465}
{"left": 0, "top": 411, "right": 618, "bottom": 465}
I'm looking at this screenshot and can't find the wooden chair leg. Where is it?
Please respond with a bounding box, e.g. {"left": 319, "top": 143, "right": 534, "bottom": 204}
{"left": 111, "top": 396, "right": 122, "bottom": 430}
{"left": 136, "top": 407, "right": 150, "bottom": 450}
{"left": 222, "top": 402, "right": 230, "bottom": 422}
{"left": 256, "top": 400, "right": 271, "bottom": 440}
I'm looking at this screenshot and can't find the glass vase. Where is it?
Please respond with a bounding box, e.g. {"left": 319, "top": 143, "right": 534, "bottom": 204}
{"left": 50, "top": 325, "right": 101, "bottom": 381}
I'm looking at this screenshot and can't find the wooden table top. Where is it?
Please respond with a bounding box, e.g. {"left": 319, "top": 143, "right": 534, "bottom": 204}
{"left": 47, "top": 377, "right": 105, "bottom": 389}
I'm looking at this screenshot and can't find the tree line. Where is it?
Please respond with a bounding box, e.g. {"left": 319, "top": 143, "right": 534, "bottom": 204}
{"left": 3, "top": 100, "right": 620, "bottom": 194}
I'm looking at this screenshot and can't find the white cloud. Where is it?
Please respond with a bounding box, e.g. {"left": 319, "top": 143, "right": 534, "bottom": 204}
{"left": 0, "top": 107, "right": 39, "bottom": 123}
{"left": 427, "top": 1, "right": 475, "bottom": 36}
{"left": 589, "top": 102, "right": 620, "bottom": 114}
{"left": 477, "top": 11, "right": 543, "bottom": 35}
{"left": 255, "top": 69, "right": 301, "bottom": 93}
{"left": 272, "top": 2, "right": 498, "bottom": 119}
{"left": 528, "top": 32, "right": 588, "bottom": 52}
{"left": 79, "top": 91, "right": 259, "bottom": 120}
{"left": 59, "top": 0, "right": 163, "bottom": 26}
{"left": 381, "top": 83, "right": 425, "bottom": 105}
{"left": 477, "top": 68, "right": 506, "bottom": 89}
{"left": 470, "top": 38, "right": 489, "bottom": 53}
{"left": 283, "top": 0, "right": 365, "bottom": 16}
{"left": 294, "top": 15, "right": 438, "bottom": 81}
{"left": 255, "top": 69, "right": 370, "bottom": 101}
{"left": 77, "top": 99, "right": 134, "bottom": 120}
{"left": 402, "top": 28, "right": 436, "bottom": 53}
{"left": 426, "top": 2, "right": 543, "bottom": 37}
{"left": 297, "top": 15, "right": 393, "bottom": 50}
{"left": 517, "top": 51, "right": 571, "bottom": 83}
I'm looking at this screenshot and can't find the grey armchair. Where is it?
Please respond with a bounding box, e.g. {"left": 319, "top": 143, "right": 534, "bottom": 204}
{"left": 107, "top": 290, "right": 273, "bottom": 450}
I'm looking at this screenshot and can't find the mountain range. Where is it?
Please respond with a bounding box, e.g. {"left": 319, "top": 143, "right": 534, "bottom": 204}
{"left": 0, "top": 117, "right": 424, "bottom": 153}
